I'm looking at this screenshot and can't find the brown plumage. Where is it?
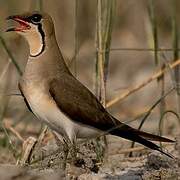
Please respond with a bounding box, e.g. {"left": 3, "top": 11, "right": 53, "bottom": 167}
{"left": 49, "top": 74, "right": 174, "bottom": 158}
{"left": 7, "top": 11, "right": 174, "bottom": 158}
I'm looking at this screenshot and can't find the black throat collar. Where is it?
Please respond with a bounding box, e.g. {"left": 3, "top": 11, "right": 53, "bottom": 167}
{"left": 30, "top": 23, "right": 45, "bottom": 58}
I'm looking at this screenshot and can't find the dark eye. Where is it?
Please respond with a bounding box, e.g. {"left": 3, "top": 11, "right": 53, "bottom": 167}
{"left": 31, "top": 14, "right": 42, "bottom": 23}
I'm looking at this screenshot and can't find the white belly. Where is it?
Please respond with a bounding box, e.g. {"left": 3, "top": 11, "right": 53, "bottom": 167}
{"left": 23, "top": 85, "right": 101, "bottom": 142}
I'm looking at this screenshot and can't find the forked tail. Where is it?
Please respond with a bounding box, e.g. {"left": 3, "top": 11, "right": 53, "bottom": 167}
{"left": 110, "top": 120, "right": 175, "bottom": 158}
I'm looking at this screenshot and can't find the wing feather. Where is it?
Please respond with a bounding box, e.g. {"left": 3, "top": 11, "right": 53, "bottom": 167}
{"left": 48, "top": 75, "right": 174, "bottom": 158}
{"left": 49, "top": 75, "right": 116, "bottom": 131}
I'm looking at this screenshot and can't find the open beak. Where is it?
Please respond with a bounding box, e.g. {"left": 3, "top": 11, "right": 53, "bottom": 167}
{"left": 6, "top": 15, "right": 31, "bottom": 32}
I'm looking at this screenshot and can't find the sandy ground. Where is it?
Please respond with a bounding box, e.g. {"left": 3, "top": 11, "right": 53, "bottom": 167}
{"left": 0, "top": 133, "right": 179, "bottom": 180}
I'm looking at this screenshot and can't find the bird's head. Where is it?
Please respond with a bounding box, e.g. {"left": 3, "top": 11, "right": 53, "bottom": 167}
{"left": 6, "top": 12, "right": 55, "bottom": 57}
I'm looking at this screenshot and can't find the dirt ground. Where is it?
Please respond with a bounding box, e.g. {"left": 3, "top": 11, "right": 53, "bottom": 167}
{"left": 0, "top": 132, "right": 179, "bottom": 180}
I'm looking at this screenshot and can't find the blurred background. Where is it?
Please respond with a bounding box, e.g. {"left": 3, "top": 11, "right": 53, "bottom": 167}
{"left": 0, "top": 0, "right": 179, "bottom": 164}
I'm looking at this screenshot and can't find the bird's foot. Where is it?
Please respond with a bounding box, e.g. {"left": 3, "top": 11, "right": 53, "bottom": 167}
{"left": 69, "top": 142, "right": 79, "bottom": 164}
{"left": 62, "top": 139, "right": 69, "bottom": 170}
{"left": 95, "top": 136, "right": 108, "bottom": 163}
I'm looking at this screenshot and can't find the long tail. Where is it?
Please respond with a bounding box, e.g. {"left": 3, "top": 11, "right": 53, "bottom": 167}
{"left": 110, "top": 120, "right": 175, "bottom": 158}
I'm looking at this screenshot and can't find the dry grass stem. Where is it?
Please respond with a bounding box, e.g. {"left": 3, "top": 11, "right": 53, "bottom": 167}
{"left": 18, "top": 137, "right": 37, "bottom": 165}
{"left": 96, "top": 0, "right": 105, "bottom": 104}
{"left": 109, "top": 48, "right": 180, "bottom": 52}
{"left": 4, "top": 121, "right": 24, "bottom": 142}
{"left": 110, "top": 147, "right": 146, "bottom": 156}
{"left": 35, "top": 125, "right": 48, "bottom": 148}
{"left": 110, "top": 143, "right": 172, "bottom": 156}
{"left": 129, "top": 87, "right": 174, "bottom": 157}
{"left": 107, "top": 59, "right": 180, "bottom": 108}
{"left": 159, "top": 110, "right": 180, "bottom": 136}
{"left": 96, "top": 0, "right": 115, "bottom": 105}
{"left": 172, "top": 0, "right": 180, "bottom": 116}
{"left": 0, "top": 36, "right": 22, "bottom": 76}
{"left": 0, "top": 58, "right": 17, "bottom": 156}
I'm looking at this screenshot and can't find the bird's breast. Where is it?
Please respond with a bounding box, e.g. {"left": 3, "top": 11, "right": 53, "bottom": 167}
{"left": 20, "top": 81, "right": 71, "bottom": 137}
{"left": 20, "top": 79, "right": 101, "bottom": 141}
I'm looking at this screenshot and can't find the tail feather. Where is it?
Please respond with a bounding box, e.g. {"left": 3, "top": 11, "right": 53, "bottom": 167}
{"left": 110, "top": 122, "right": 174, "bottom": 158}
{"left": 131, "top": 128, "right": 174, "bottom": 142}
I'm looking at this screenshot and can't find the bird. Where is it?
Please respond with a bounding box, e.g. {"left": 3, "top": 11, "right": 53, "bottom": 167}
{"left": 6, "top": 11, "right": 174, "bottom": 159}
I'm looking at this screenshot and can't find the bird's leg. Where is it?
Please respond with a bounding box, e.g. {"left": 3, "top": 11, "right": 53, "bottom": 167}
{"left": 62, "top": 138, "right": 70, "bottom": 170}
{"left": 53, "top": 132, "right": 69, "bottom": 170}
{"left": 69, "top": 139, "right": 79, "bottom": 164}
{"left": 95, "top": 136, "right": 108, "bottom": 163}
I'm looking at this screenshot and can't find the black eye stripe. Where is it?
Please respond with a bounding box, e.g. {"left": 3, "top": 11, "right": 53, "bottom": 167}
{"left": 23, "top": 14, "right": 42, "bottom": 24}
